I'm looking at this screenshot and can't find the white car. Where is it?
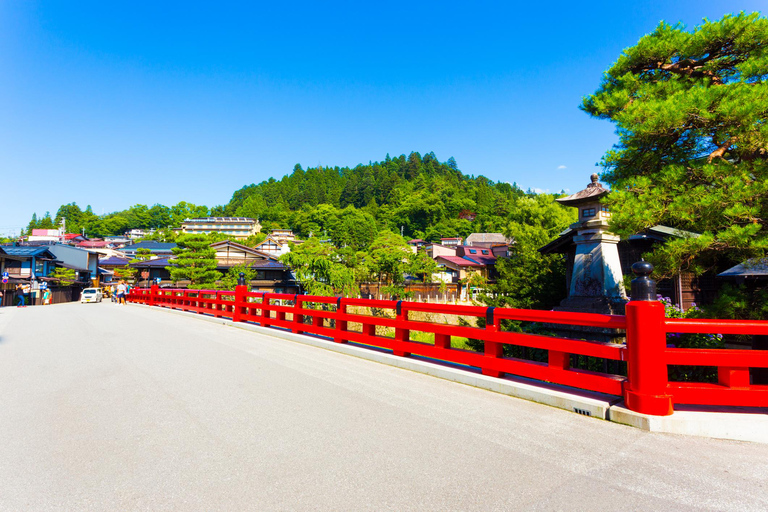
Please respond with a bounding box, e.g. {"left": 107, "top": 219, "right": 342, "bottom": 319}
{"left": 80, "top": 288, "right": 103, "bottom": 303}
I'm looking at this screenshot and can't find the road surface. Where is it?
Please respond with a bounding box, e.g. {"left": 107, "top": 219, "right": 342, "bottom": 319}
{"left": 0, "top": 301, "right": 766, "bottom": 511}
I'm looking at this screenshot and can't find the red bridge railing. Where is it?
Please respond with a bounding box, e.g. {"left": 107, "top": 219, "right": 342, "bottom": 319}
{"left": 127, "top": 286, "right": 768, "bottom": 416}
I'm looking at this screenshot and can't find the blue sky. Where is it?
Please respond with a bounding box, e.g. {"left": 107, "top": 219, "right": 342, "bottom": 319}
{"left": 1, "top": 1, "right": 764, "bottom": 236}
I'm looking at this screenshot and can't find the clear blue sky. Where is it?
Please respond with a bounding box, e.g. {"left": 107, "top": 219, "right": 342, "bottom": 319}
{"left": 1, "top": 1, "right": 763, "bottom": 236}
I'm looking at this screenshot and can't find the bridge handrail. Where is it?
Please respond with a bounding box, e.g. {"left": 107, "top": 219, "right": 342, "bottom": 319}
{"left": 126, "top": 286, "right": 768, "bottom": 416}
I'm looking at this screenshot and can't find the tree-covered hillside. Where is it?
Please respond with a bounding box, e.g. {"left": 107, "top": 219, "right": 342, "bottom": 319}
{"left": 217, "top": 151, "right": 555, "bottom": 243}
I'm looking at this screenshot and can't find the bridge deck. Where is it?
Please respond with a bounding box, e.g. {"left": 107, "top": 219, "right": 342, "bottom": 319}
{"left": 1, "top": 302, "right": 767, "bottom": 510}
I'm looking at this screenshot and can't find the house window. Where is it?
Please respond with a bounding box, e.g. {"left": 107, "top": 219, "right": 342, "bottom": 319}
{"left": 601, "top": 205, "right": 610, "bottom": 213}
{"left": 582, "top": 208, "right": 596, "bottom": 218}
{"left": 481, "top": 250, "right": 489, "bottom": 255}
{"left": 35, "top": 260, "right": 45, "bottom": 275}
{"left": 469, "top": 249, "right": 477, "bottom": 254}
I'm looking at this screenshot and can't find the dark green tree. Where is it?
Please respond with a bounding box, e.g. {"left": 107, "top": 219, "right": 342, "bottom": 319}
{"left": 581, "top": 12, "right": 768, "bottom": 277}
{"left": 167, "top": 234, "right": 221, "bottom": 288}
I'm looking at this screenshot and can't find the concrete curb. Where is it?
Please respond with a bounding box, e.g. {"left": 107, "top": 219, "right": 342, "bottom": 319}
{"left": 132, "top": 303, "right": 768, "bottom": 444}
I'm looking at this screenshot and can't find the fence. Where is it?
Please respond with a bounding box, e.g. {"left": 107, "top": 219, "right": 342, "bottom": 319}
{"left": 127, "top": 284, "right": 768, "bottom": 416}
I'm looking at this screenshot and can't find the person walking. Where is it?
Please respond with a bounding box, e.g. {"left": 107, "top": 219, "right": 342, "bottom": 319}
{"left": 116, "top": 281, "right": 127, "bottom": 305}
{"left": 42, "top": 288, "right": 51, "bottom": 305}
{"left": 15, "top": 283, "right": 26, "bottom": 307}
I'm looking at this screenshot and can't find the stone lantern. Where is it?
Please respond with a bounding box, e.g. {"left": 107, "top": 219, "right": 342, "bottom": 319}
{"left": 556, "top": 174, "right": 627, "bottom": 314}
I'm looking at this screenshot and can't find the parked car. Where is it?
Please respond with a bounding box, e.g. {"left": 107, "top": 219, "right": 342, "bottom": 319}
{"left": 80, "top": 288, "right": 103, "bottom": 303}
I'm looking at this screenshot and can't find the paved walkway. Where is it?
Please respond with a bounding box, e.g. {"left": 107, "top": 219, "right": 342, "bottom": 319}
{"left": 1, "top": 302, "right": 767, "bottom": 511}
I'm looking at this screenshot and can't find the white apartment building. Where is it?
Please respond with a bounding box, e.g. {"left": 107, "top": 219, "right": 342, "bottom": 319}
{"left": 180, "top": 217, "right": 261, "bottom": 240}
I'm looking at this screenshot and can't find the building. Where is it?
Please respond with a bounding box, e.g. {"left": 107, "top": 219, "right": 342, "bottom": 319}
{"left": 121, "top": 242, "right": 177, "bottom": 259}
{"left": 98, "top": 255, "right": 131, "bottom": 284}
{"left": 439, "top": 237, "right": 463, "bottom": 247}
{"left": 425, "top": 243, "right": 457, "bottom": 260}
{"left": 0, "top": 246, "right": 62, "bottom": 306}
{"left": 210, "top": 240, "right": 276, "bottom": 267}
{"left": 130, "top": 257, "right": 173, "bottom": 287}
{"left": 253, "top": 230, "right": 302, "bottom": 256}
{"left": 0, "top": 246, "right": 57, "bottom": 281}
{"left": 126, "top": 229, "right": 154, "bottom": 240}
{"left": 180, "top": 217, "right": 261, "bottom": 240}
{"left": 27, "top": 229, "right": 62, "bottom": 243}
{"left": 47, "top": 244, "right": 101, "bottom": 287}
{"left": 209, "top": 240, "right": 298, "bottom": 293}
{"left": 466, "top": 233, "right": 512, "bottom": 248}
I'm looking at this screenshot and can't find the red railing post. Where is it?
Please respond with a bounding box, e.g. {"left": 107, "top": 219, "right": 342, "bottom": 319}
{"left": 149, "top": 284, "right": 159, "bottom": 307}
{"left": 334, "top": 297, "right": 348, "bottom": 344}
{"left": 482, "top": 307, "right": 503, "bottom": 378}
{"left": 293, "top": 295, "right": 304, "bottom": 334}
{"left": 393, "top": 301, "right": 411, "bottom": 357}
{"left": 232, "top": 285, "right": 246, "bottom": 323}
{"left": 624, "top": 300, "right": 672, "bottom": 415}
{"left": 261, "top": 293, "right": 271, "bottom": 327}
{"left": 624, "top": 261, "right": 673, "bottom": 416}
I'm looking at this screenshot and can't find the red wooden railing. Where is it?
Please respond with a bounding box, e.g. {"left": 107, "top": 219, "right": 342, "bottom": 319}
{"left": 127, "top": 286, "right": 768, "bottom": 416}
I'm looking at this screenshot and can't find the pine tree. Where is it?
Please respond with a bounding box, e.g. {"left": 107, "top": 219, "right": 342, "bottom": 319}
{"left": 582, "top": 12, "right": 768, "bottom": 276}
{"left": 166, "top": 234, "right": 222, "bottom": 288}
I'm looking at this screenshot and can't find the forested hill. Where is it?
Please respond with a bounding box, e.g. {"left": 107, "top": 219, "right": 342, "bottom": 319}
{"left": 217, "top": 151, "right": 564, "bottom": 243}
{"left": 22, "top": 152, "right": 574, "bottom": 247}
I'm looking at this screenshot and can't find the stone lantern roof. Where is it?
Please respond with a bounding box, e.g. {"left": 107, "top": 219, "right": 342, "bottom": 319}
{"left": 556, "top": 174, "right": 609, "bottom": 206}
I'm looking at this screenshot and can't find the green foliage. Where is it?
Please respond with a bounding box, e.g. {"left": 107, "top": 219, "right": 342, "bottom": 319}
{"left": 167, "top": 234, "right": 221, "bottom": 288}
{"left": 368, "top": 230, "right": 412, "bottom": 287}
{"left": 220, "top": 263, "right": 257, "bottom": 291}
{"left": 407, "top": 250, "right": 438, "bottom": 283}
{"left": 705, "top": 281, "right": 768, "bottom": 321}
{"left": 130, "top": 248, "right": 153, "bottom": 263}
{"left": 582, "top": 12, "right": 768, "bottom": 278}
{"left": 22, "top": 201, "right": 211, "bottom": 239}
{"left": 141, "top": 227, "right": 178, "bottom": 243}
{"left": 50, "top": 267, "right": 77, "bottom": 283}
{"left": 113, "top": 265, "right": 136, "bottom": 282}
{"left": 480, "top": 193, "right": 576, "bottom": 310}
{"left": 279, "top": 238, "right": 357, "bottom": 296}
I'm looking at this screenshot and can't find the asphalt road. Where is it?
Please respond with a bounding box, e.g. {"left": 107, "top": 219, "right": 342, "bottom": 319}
{"left": 0, "top": 301, "right": 766, "bottom": 511}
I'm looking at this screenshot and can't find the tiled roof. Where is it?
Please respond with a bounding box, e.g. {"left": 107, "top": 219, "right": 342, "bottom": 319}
{"left": 463, "top": 255, "right": 497, "bottom": 266}
{"left": 437, "top": 256, "right": 483, "bottom": 267}
{"left": 252, "top": 260, "right": 286, "bottom": 269}
{"left": 556, "top": 175, "right": 610, "bottom": 206}
{"left": 718, "top": 258, "right": 768, "bottom": 278}
{"left": 1, "top": 246, "right": 53, "bottom": 257}
{"left": 130, "top": 257, "right": 172, "bottom": 268}
{"left": 99, "top": 256, "right": 130, "bottom": 266}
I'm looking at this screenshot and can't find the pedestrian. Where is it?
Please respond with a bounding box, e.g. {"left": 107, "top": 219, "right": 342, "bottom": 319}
{"left": 15, "top": 283, "right": 26, "bottom": 307}
{"left": 0, "top": 289, "right": 4, "bottom": 307}
{"left": 42, "top": 288, "right": 51, "bottom": 305}
{"left": 116, "top": 280, "right": 127, "bottom": 305}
